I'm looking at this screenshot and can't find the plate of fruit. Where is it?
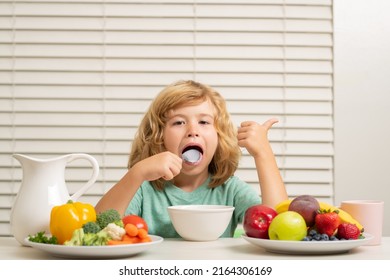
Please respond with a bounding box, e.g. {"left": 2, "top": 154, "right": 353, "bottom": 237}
{"left": 25, "top": 203, "right": 163, "bottom": 259}
{"left": 241, "top": 195, "right": 373, "bottom": 255}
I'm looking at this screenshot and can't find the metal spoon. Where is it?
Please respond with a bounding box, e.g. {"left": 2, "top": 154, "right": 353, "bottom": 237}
{"left": 182, "top": 149, "right": 201, "bottom": 163}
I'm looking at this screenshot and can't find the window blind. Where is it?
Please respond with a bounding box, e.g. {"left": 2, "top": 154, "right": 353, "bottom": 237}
{"left": 0, "top": 0, "right": 333, "bottom": 236}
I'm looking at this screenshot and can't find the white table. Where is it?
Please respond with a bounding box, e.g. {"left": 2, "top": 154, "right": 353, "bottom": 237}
{"left": 1, "top": 236, "right": 389, "bottom": 260}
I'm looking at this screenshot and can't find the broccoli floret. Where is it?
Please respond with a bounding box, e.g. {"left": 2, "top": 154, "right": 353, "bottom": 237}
{"left": 96, "top": 209, "right": 122, "bottom": 229}
{"left": 83, "top": 231, "right": 110, "bottom": 246}
{"left": 64, "top": 228, "right": 111, "bottom": 246}
{"left": 82, "top": 221, "right": 101, "bottom": 234}
{"left": 114, "top": 219, "right": 124, "bottom": 228}
{"left": 64, "top": 228, "right": 84, "bottom": 246}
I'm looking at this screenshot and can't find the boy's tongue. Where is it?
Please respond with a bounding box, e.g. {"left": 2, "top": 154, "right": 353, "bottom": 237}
{"left": 182, "top": 149, "right": 202, "bottom": 163}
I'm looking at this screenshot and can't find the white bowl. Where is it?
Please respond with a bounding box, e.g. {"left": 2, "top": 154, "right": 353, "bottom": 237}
{"left": 167, "top": 205, "right": 235, "bottom": 241}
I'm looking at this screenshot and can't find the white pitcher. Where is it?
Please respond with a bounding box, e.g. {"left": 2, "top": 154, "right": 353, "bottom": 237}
{"left": 10, "top": 153, "right": 99, "bottom": 246}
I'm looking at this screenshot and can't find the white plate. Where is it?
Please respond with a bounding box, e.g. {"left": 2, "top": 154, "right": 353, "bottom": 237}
{"left": 242, "top": 233, "right": 373, "bottom": 255}
{"left": 24, "top": 235, "right": 163, "bottom": 259}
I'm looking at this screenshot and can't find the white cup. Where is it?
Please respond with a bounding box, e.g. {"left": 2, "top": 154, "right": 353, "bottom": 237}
{"left": 340, "top": 200, "right": 384, "bottom": 245}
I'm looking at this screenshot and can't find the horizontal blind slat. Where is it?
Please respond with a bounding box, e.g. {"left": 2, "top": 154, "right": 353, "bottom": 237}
{"left": 0, "top": 113, "right": 333, "bottom": 128}
{"left": 3, "top": 100, "right": 333, "bottom": 114}
{"left": 0, "top": 127, "right": 332, "bottom": 143}
{"left": 0, "top": 58, "right": 333, "bottom": 73}
{"left": 1, "top": 85, "right": 333, "bottom": 100}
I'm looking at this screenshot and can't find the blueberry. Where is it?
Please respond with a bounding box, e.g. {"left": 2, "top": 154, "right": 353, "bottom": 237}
{"left": 321, "top": 234, "right": 329, "bottom": 241}
{"left": 314, "top": 234, "right": 322, "bottom": 241}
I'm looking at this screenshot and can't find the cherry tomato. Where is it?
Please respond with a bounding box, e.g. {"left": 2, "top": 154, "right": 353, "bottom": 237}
{"left": 122, "top": 214, "right": 148, "bottom": 231}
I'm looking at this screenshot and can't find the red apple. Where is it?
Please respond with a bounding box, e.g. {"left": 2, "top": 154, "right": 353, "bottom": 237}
{"left": 243, "top": 204, "right": 278, "bottom": 239}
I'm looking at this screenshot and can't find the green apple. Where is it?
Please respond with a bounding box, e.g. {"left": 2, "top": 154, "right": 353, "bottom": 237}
{"left": 268, "top": 211, "right": 307, "bottom": 241}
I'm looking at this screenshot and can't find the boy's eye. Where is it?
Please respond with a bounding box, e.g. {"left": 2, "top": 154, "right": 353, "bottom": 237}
{"left": 173, "top": 120, "right": 185, "bottom": 125}
{"left": 199, "top": 120, "right": 210, "bottom": 125}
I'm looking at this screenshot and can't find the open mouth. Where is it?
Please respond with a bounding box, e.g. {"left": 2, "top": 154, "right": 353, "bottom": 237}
{"left": 182, "top": 145, "right": 203, "bottom": 163}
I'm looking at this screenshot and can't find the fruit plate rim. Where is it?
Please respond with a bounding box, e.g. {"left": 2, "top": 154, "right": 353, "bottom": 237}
{"left": 24, "top": 235, "right": 164, "bottom": 259}
{"left": 241, "top": 233, "right": 373, "bottom": 255}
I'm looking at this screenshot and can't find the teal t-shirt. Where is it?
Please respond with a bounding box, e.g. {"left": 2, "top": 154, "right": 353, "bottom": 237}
{"left": 125, "top": 176, "right": 261, "bottom": 238}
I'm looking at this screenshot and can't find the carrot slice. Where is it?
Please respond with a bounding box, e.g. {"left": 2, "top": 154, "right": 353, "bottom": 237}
{"left": 126, "top": 236, "right": 142, "bottom": 243}
{"left": 125, "top": 223, "right": 139, "bottom": 237}
{"left": 139, "top": 236, "right": 152, "bottom": 243}
{"left": 137, "top": 228, "right": 148, "bottom": 239}
{"left": 121, "top": 234, "right": 133, "bottom": 241}
{"left": 107, "top": 239, "right": 134, "bottom": 245}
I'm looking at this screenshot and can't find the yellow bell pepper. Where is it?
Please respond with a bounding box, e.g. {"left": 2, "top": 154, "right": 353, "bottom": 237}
{"left": 50, "top": 200, "right": 96, "bottom": 244}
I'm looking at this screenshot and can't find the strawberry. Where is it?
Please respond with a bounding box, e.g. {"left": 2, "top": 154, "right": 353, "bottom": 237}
{"left": 337, "top": 223, "right": 361, "bottom": 240}
{"left": 314, "top": 209, "right": 340, "bottom": 237}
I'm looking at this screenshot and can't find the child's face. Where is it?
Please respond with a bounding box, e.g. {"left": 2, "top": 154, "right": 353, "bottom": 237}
{"left": 163, "top": 100, "right": 218, "bottom": 174}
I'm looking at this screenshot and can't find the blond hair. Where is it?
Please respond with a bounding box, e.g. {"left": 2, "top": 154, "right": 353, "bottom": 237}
{"left": 128, "top": 80, "right": 241, "bottom": 190}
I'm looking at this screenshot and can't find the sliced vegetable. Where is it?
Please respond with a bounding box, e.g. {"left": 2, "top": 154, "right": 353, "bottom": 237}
{"left": 107, "top": 239, "right": 134, "bottom": 245}
{"left": 125, "top": 223, "right": 139, "bottom": 237}
{"left": 137, "top": 228, "right": 148, "bottom": 239}
{"left": 108, "top": 221, "right": 152, "bottom": 245}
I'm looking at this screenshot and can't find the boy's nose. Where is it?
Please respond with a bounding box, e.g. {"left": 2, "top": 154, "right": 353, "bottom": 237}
{"left": 187, "top": 122, "right": 199, "bottom": 138}
{"left": 187, "top": 132, "right": 199, "bottom": 138}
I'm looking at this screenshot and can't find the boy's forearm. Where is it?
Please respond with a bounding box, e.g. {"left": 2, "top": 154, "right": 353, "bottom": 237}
{"left": 254, "top": 147, "right": 288, "bottom": 208}
{"left": 94, "top": 168, "right": 143, "bottom": 216}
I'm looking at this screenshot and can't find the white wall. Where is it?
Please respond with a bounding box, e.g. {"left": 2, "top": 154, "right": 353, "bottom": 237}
{"left": 334, "top": 0, "right": 390, "bottom": 236}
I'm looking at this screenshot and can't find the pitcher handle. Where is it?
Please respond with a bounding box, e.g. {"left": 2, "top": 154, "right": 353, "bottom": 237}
{"left": 67, "top": 153, "right": 99, "bottom": 201}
